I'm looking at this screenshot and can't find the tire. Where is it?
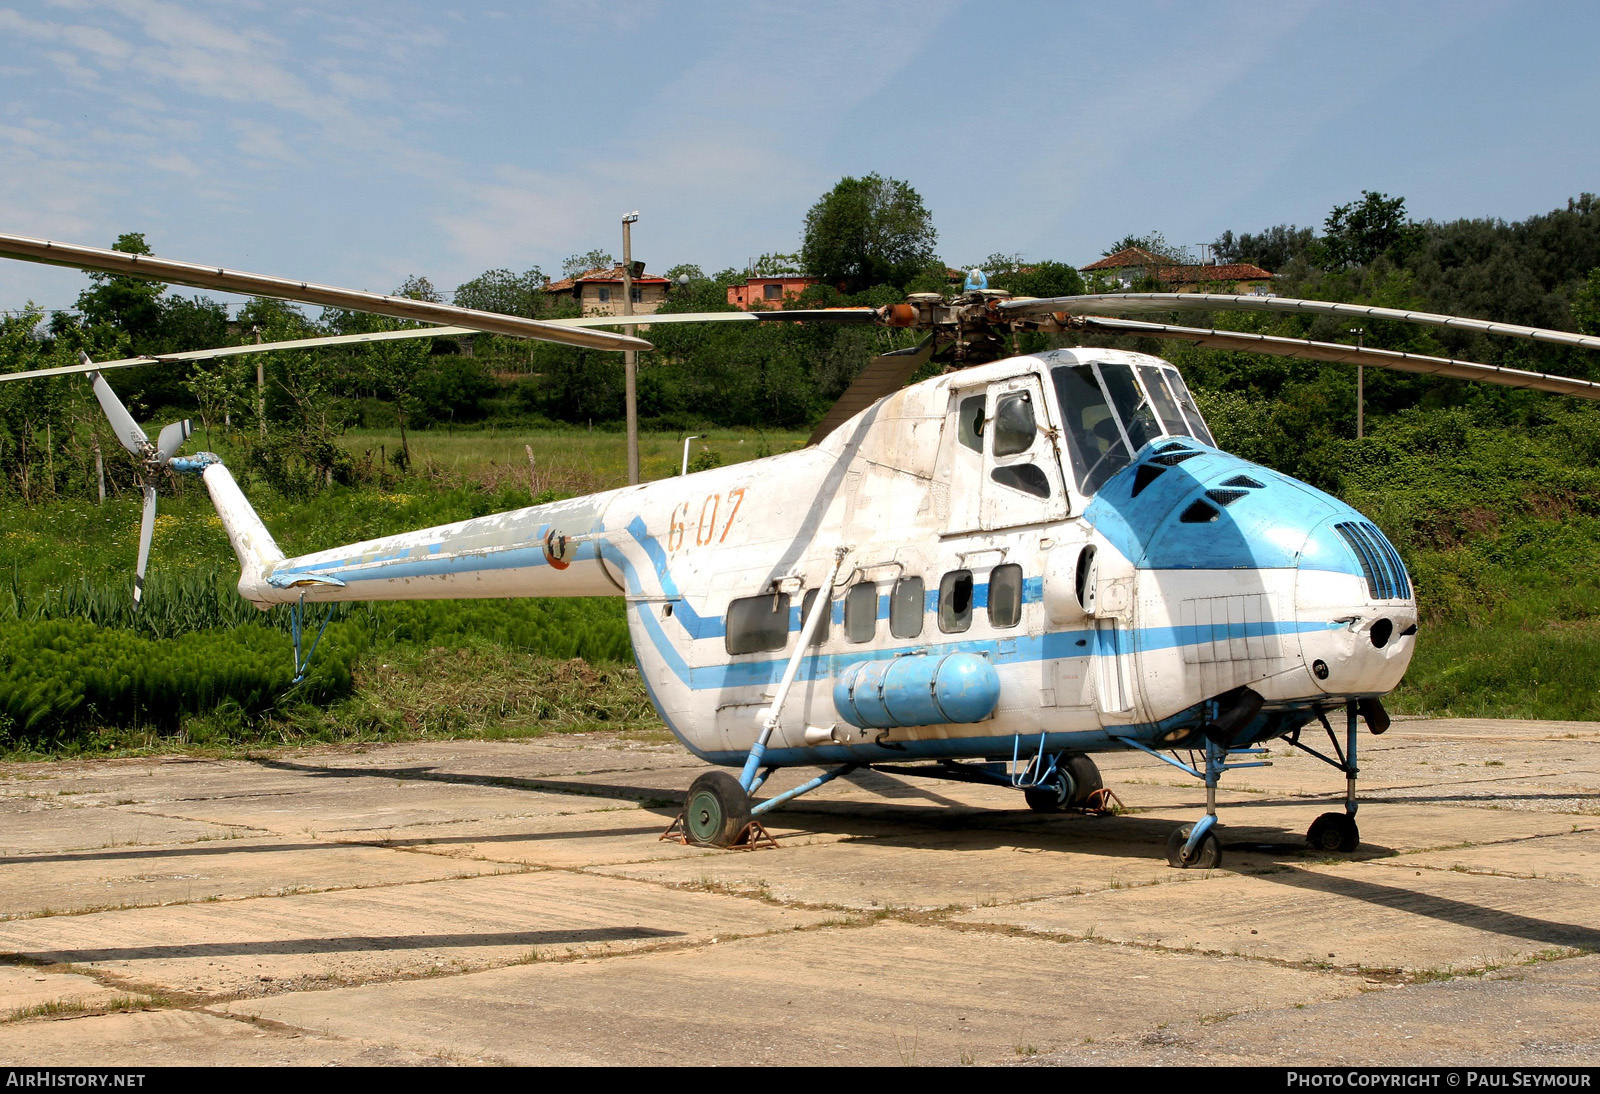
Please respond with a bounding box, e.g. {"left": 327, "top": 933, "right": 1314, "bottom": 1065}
{"left": 1024, "top": 776, "right": 1072, "bottom": 812}
{"left": 1063, "top": 755, "right": 1103, "bottom": 806}
{"left": 682, "top": 771, "right": 751, "bottom": 847}
{"left": 1306, "top": 811, "right": 1360, "bottom": 853}
{"left": 1166, "top": 824, "right": 1223, "bottom": 869}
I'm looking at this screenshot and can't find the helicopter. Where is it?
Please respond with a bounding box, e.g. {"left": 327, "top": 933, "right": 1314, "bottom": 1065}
{"left": 3, "top": 232, "right": 1599, "bottom": 870}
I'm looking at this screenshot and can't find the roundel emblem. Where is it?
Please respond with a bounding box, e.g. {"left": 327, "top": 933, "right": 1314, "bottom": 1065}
{"left": 543, "top": 528, "right": 572, "bottom": 570}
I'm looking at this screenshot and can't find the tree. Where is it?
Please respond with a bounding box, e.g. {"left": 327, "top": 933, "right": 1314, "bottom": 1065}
{"left": 750, "top": 252, "right": 802, "bottom": 276}
{"left": 665, "top": 263, "right": 705, "bottom": 284}
{"left": 73, "top": 232, "right": 167, "bottom": 351}
{"left": 453, "top": 267, "right": 546, "bottom": 318}
{"left": 1212, "top": 225, "right": 1317, "bottom": 271}
{"left": 1320, "top": 191, "right": 1422, "bottom": 268}
{"left": 800, "top": 174, "right": 938, "bottom": 293}
{"left": 1574, "top": 268, "right": 1600, "bottom": 336}
{"left": 562, "top": 250, "right": 615, "bottom": 279}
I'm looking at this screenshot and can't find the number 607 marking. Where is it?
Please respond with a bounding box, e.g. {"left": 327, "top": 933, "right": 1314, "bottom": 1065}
{"left": 668, "top": 487, "right": 745, "bottom": 552}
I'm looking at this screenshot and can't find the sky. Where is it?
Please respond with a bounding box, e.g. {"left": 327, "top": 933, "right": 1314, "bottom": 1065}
{"left": 0, "top": 0, "right": 1596, "bottom": 313}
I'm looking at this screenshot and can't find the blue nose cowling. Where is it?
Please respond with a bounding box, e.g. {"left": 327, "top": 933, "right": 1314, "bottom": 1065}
{"left": 1084, "top": 439, "right": 1382, "bottom": 580}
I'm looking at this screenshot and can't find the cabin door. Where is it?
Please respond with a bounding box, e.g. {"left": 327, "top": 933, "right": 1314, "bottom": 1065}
{"left": 938, "top": 374, "right": 1070, "bottom": 536}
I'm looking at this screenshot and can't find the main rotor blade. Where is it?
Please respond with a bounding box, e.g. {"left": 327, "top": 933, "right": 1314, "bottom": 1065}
{"left": 0, "top": 326, "right": 480, "bottom": 384}
{"left": 86, "top": 361, "right": 152, "bottom": 455}
{"left": 154, "top": 419, "right": 192, "bottom": 463}
{"left": 549, "top": 308, "right": 880, "bottom": 329}
{"left": 1078, "top": 316, "right": 1600, "bottom": 401}
{"left": 134, "top": 485, "right": 157, "bottom": 606}
{"left": 807, "top": 336, "right": 936, "bottom": 446}
{"left": 1005, "top": 292, "right": 1600, "bottom": 353}
{"left": 0, "top": 234, "right": 649, "bottom": 352}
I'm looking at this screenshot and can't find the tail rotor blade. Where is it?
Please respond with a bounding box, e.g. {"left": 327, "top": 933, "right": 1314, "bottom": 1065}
{"left": 154, "top": 420, "right": 192, "bottom": 463}
{"left": 85, "top": 356, "right": 151, "bottom": 456}
{"left": 134, "top": 485, "right": 157, "bottom": 606}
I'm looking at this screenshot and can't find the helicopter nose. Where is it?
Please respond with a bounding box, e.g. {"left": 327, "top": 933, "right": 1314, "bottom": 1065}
{"left": 1294, "top": 516, "right": 1417, "bottom": 696}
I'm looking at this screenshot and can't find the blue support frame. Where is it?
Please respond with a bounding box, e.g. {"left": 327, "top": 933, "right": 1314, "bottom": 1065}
{"left": 1111, "top": 732, "right": 1273, "bottom": 858}
{"left": 288, "top": 598, "right": 334, "bottom": 685}
{"left": 749, "top": 763, "right": 860, "bottom": 817}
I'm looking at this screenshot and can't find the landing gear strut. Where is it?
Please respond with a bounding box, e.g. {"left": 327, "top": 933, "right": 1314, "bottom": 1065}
{"left": 1287, "top": 700, "right": 1372, "bottom": 854}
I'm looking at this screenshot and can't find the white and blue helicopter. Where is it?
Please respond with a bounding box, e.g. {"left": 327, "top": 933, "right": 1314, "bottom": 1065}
{"left": 4, "top": 233, "right": 1599, "bottom": 869}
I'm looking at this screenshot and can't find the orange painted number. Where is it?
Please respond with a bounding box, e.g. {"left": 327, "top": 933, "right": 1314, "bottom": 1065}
{"left": 720, "top": 487, "right": 746, "bottom": 542}
{"left": 667, "top": 502, "right": 688, "bottom": 552}
{"left": 695, "top": 494, "right": 720, "bottom": 547}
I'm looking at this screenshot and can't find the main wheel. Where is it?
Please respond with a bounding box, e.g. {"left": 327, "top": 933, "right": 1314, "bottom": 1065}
{"left": 1024, "top": 774, "right": 1073, "bottom": 812}
{"left": 1166, "top": 824, "right": 1223, "bottom": 869}
{"left": 1306, "top": 811, "right": 1360, "bottom": 853}
{"left": 1063, "top": 755, "right": 1103, "bottom": 805}
{"left": 682, "top": 771, "right": 751, "bottom": 847}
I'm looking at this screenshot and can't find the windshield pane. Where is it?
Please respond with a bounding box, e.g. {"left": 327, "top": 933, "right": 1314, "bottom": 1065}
{"left": 1164, "top": 370, "right": 1215, "bottom": 446}
{"left": 1140, "top": 365, "right": 1189, "bottom": 437}
{"left": 1051, "top": 364, "right": 1130, "bottom": 496}
{"left": 1098, "top": 363, "right": 1162, "bottom": 453}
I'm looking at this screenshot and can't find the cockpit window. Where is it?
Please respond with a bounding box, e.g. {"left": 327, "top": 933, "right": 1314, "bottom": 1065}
{"left": 992, "top": 391, "right": 1036, "bottom": 457}
{"left": 1139, "top": 365, "right": 1190, "bottom": 438}
{"left": 957, "top": 394, "right": 985, "bottom": 453}
{"left": 1099, "top": 364, "right": 1162, "bottom": 453}
{"left": 1051, "top": 361, "right": 1214, "bottom": 496}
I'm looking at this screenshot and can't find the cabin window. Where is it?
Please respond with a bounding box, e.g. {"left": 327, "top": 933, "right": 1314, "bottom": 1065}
{"left": 992, "top": 392, "right": 1036, "bottom": 457}
{"left": 801, "top": 588, "right": 830, "bottom": 646}
{"left": 957, "top": 394, "right": 986, "bottom": 453}
{"left": 1052, "top": 364, "right": 1129, "bottom": 497}
{"left": 845, "top": 582, "right": 878, "bottom": 643}
{"left": 725, "top": 592, "right": 791, "bottom": 655}
{"left": 989, "top": 564, "right": 1023, "bottom": 628}
{"left": 890, "top": 576, "right": 925, "bottom": 639}
{"left": 939, "top": 570, "right": 974, "bottom": 633}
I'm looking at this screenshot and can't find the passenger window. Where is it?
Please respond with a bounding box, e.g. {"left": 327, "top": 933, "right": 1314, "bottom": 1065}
{"left": 800, "top": 588, "right": 830, "bottom": 646}
{"left": 939, "top": 570, "right": 974, "bottom": 633}
{"left": 992, "top": 392, "right": 1036, "bottom": 457}
{"left": 990, "top": 463, "right": 1051, "bottom": 498}
{"left": 957, "top": 394, "right": 986, "bottom": 453}
{"left": 845, "top": 582, "right": 878, "bottom": 643}
{"left": 890, "top": 576, "right": 925, "bottom": 639}
{"left": 989, "top": 564, "right": 1023, "bottom": 628}
{"left": 725, "top": 593, "right": 791, "bottom": 655}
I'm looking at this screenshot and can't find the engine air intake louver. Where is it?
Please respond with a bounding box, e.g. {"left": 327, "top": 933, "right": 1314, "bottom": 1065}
{"left": 1334, "top": 521, "right": 1412, "bottom": 600}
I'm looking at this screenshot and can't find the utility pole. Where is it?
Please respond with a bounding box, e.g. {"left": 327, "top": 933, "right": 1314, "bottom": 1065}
{"left": 622, "top": 211, "right": 640, "bottom": 485}
{"left": 1351, "top": 327, "right": 1365, "bottom": 439}
{"left": 253, "top": 324, "right": 266, "bottom": 437}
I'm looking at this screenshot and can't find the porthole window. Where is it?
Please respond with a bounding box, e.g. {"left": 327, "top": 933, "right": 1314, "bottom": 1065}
{"left": 890, "top": 576, "right": 925, "bottom": 639}
{"left": 845, "top": 582, "right": 878, "bottom": 643}
{"left": 939, "top": 570, "right": 974, "bottom": 633}
{"left": 725, "top": 593, "right": 790, "bottom": 655}
{"left": 800, "top": 588, "right": 830, "bottom": 646}
{"left": 989, "top": 564, "right": 1023, "bottom": 629}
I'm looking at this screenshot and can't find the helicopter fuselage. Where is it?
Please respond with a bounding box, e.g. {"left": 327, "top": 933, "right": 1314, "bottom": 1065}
{"left": 226, "top": 347, "right": 1416, "bottom": 769}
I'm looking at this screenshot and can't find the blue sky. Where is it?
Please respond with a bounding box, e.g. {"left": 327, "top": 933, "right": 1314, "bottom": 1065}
{"left": 1, "top": 0, "right": 1595, "bottom": 313}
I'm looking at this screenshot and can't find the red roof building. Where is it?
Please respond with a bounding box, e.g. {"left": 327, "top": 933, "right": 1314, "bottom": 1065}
{"left": 1081, "top": 247, "right": 1274, "bottom": 293}
{"left": 543, "top": 263, "right": 673, "bottom": 317}
{"left": 726, "top": 275, "right": 818, "bottom": 309}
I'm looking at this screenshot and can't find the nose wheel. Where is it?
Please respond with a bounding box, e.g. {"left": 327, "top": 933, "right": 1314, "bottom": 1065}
{"left": 1307, "top": 811, "right": 1360, "bottom": 853}
{"left": 1166, "top": 824, "right": 1222, "bottom": 869}
{"left": 682, "top": 771, "right": 751, "bottom": 847}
